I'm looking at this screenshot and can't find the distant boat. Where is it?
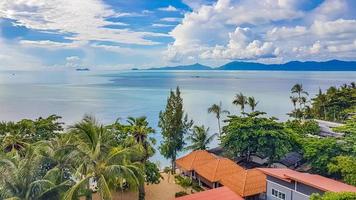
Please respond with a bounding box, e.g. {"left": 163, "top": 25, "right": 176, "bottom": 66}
{"left": 75, "top": 68, "right": 90, "bottom": 71}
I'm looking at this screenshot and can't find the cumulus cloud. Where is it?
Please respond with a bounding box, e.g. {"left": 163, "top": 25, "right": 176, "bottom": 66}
{"left": 0, "top": 0, "right": 168, "bottom": 46}
{"left": 165, "top": 0, "right": 356, "bottom": 63}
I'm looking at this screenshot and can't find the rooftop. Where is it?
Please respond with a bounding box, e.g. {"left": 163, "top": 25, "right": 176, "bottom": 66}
{"left": 194, "top": 157, "right": 245, "bottom": 182}
{"left": 176, "top": 150, "right": 216, "bottom": 172}
{"left": 220, "top": 169, "right": 266, "bottom": 197}
{"left": 175, "top": 186, "right": 243, "bottom": 200}
{"left": 258, "top": 168, "right": 356, "bottom": 192}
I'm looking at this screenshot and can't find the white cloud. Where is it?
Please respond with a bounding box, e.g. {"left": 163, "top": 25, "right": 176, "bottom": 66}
{"left": 19, "top": 40, "right": 84, "bottom": 49}
{"left": 165, "top": 0, "right": 356, "bottom": 63}
{"left": 160, "top": 17, "right": 182, "bottom": 22}
{"left": 65, "top": 56, "right": 82, "bottom": 68}
{"left": 158, "top": 5, "right": 178, "bottom": 12}
{"left": 152, "top": 23, "right": 175, "bottom": 27}
{"left": 0, "top": 0, "right": 167, "bottom": 46}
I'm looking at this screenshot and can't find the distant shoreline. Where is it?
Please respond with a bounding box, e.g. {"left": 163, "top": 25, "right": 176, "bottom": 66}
{"left": 140, "top": 60, "right": 356, "bottom": 71}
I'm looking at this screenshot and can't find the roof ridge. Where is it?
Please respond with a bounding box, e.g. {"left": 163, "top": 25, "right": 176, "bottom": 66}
{"left": 242, "top": 170, "right": 248, "bottom": 196}
{"left": 213, "top": 158, "right": 222, "bottom": 181}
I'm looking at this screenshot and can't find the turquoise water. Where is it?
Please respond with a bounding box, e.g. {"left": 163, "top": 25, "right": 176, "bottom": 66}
{"left": 0, "top": 70, "right": 355, "bottom": 166}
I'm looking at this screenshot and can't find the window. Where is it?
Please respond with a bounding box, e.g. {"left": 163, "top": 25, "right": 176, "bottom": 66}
{"left": 272, "top": 188, "right": 286, "bottom": 200}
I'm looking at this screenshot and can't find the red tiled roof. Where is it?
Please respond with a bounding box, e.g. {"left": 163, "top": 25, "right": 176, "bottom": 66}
{"left": 258, "top": 168, "right": 356, "bottom": 192}
{"left": 221, "top": 169, "right": 266, "bottom": 197}
{"left": 175, "top": 187, "right": 243, "bottom": 200}
{"left": 176, "top": 150, "right": 216, "bottom": 172}
{"left": 194, "top": 157, "right": 245, "bottom": 182}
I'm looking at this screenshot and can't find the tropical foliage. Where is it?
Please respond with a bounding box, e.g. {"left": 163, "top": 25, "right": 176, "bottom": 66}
{"left": 0, "top": 114, "right": 161, "bottom": 200}
{"left": 310, "top": 192, "right": 356, "bottom": 200}
{"left": 186, "top": 125, "right": 216, "bottom": 151}
{"left": 208, "top": 102, "right": 229, "bottom": 135}
{"left": 221, "top": 113, "right": 292, "bottom": 165}
{"left": 310, "top": 83, "right": 355, "bottom": 122}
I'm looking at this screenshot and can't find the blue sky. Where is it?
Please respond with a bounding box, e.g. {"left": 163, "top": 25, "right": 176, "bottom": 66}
{"left": 0, "top": 0, "right": 356, "bottom": 70}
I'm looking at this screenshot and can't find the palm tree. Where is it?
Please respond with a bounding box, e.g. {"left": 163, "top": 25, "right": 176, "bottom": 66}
{"left": 247, "top": 96, "right": 259, "bottom": 112}
{"left": 186, "top": 125, "right": 217, "bottom": 150}
{"left": 0, "top": 147, "right": 70, "bottom": 200}
{"left": 291, "top": 84, "right": 309, "bottom": 108}
{"left": 233, "top": 92, "right": 247, "bottom": 114}
{"left": 290, "top": 96, "right": 299, "bottom": 118}
{"left": 126, "top": 116, "right": 155, "bottom": 200}
{"left": 208, "top": 102, "right": 230, "bottom": 136}
{"left": 64, "top": 115, "right": 143, "bottom": 200}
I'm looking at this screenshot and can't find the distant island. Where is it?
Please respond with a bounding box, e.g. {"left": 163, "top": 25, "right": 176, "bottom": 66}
{"left": 147, "top": 63, "right": 212, "bottom": 70}
{"left": 143, "top": 60, "right": 356, "bottom": 71}
{"left": 75, "top": 68, "right": 90, "bottom": 71}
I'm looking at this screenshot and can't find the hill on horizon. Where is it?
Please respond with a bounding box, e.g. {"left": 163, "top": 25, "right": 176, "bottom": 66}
{"left": 144, "top": 60, "right": 356, "bottom": 71}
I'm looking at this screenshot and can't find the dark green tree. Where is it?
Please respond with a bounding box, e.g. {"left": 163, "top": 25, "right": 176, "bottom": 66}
{"left": 221, "top": 114, "right": 292, "bottom": 165}
{"left": 301, "top": 137, "right": 343, "bottom": 176}
{"left": 159, "top": 87, "right": 193, "bottom": 174}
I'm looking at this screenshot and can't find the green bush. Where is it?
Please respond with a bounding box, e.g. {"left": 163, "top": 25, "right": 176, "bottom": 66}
{"left": 310, "top": 192, "right": 356, "bottom": 200}
{"left": 175, "top": 191, "right": 188, "bottom": 197}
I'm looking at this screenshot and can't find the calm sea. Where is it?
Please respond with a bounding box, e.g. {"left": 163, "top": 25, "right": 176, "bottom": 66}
{"left": 0, "top": 70, "right": 355, "bottom": 166}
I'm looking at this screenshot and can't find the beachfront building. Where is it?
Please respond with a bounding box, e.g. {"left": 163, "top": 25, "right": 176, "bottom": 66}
{"left": 175, "top": 150, "right": 216, "bottom": 178}
{"left": 176, "top": 150, "right": 266, "bottom": 199}
{"left": 258, "top": 168, "right": 356, "bottom": 200}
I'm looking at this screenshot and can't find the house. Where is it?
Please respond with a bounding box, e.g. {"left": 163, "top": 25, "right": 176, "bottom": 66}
{"left": 176, "top": 150, "right": 216, "bottom": 177}
{"left": 271, "top": 152, "right": 303, "bottom": 169}
{"left": 258, "top": 168, "right": 356, "bottom": 200}
{"left": 194, "top": 157, "right": 245, "bottom": 188}
{"left": 176, "top": 150, "right": 266, "bottom": 199}
{"left": 220, "top": 169, "right": 266, "bottom": 199}
{"left": 175, "top": 186, "right": 243, "bottom": 200}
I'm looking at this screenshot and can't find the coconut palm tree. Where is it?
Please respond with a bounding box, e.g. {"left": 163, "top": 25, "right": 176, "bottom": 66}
{"left": 247, "top": 96, "right": 259, "bottom": 112}
{"left": 186, "top": 125, "right": 217, "bottom": 151}
{"left": 208, "top": 102, "right": 230, "bottom": 136}
{"left": 290, "top": 96, "right": 299, "bottom": 118}
{"left": 0, "top": 147, "right": 70, "bottom": 200}
{"left": 291, "top": 84, "right": 309, "bottom": 108}
{"left": 233, "top": 92, "right": 248, "bottom": 114}
{"left": 64, "top": 115, "right": 143, "bottom": 200}
{"left": 126, "top": 116, "right": 155, "bottom": 200}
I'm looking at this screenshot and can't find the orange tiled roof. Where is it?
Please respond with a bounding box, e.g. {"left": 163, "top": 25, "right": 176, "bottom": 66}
{"left": 258, "top": 168, "right": 356, "bottom": 192}
{"left": 220, "top": 169, "right": 267, "bottom": 197}
{"left": 176, "top": 150, "right": 216, "bottom": 172}
{"left": 175, "top": 186, "right": 243, "bottom": 200}
{"left": 194, "top": 157, "right": 245, "bottom": 182}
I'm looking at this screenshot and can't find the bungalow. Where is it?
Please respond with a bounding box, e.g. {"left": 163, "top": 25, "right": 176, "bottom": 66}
{"left": 194, "top": 157, "right": 245, "bottom": 188}
{"left": 258, "top": 168, "right": 356, "bottom": 200}
{"left": 271, "top": 152, "right": 303, "bottom": 169}
{"left": 175, "top": 150, "right": 216, "bottom": 178}
{"left": 176, "top": 150, "right": 266, "bottom": 199}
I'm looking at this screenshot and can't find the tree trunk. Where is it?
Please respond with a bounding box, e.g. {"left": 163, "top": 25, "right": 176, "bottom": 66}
{"left": 138, "top": 183, "right": 145, "bottom": 200}
{"left": 217, "top": 118, "right": 221, "bottom": 136}
{"left": 172, "top": 153, "right": 176, "bottom": 174}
